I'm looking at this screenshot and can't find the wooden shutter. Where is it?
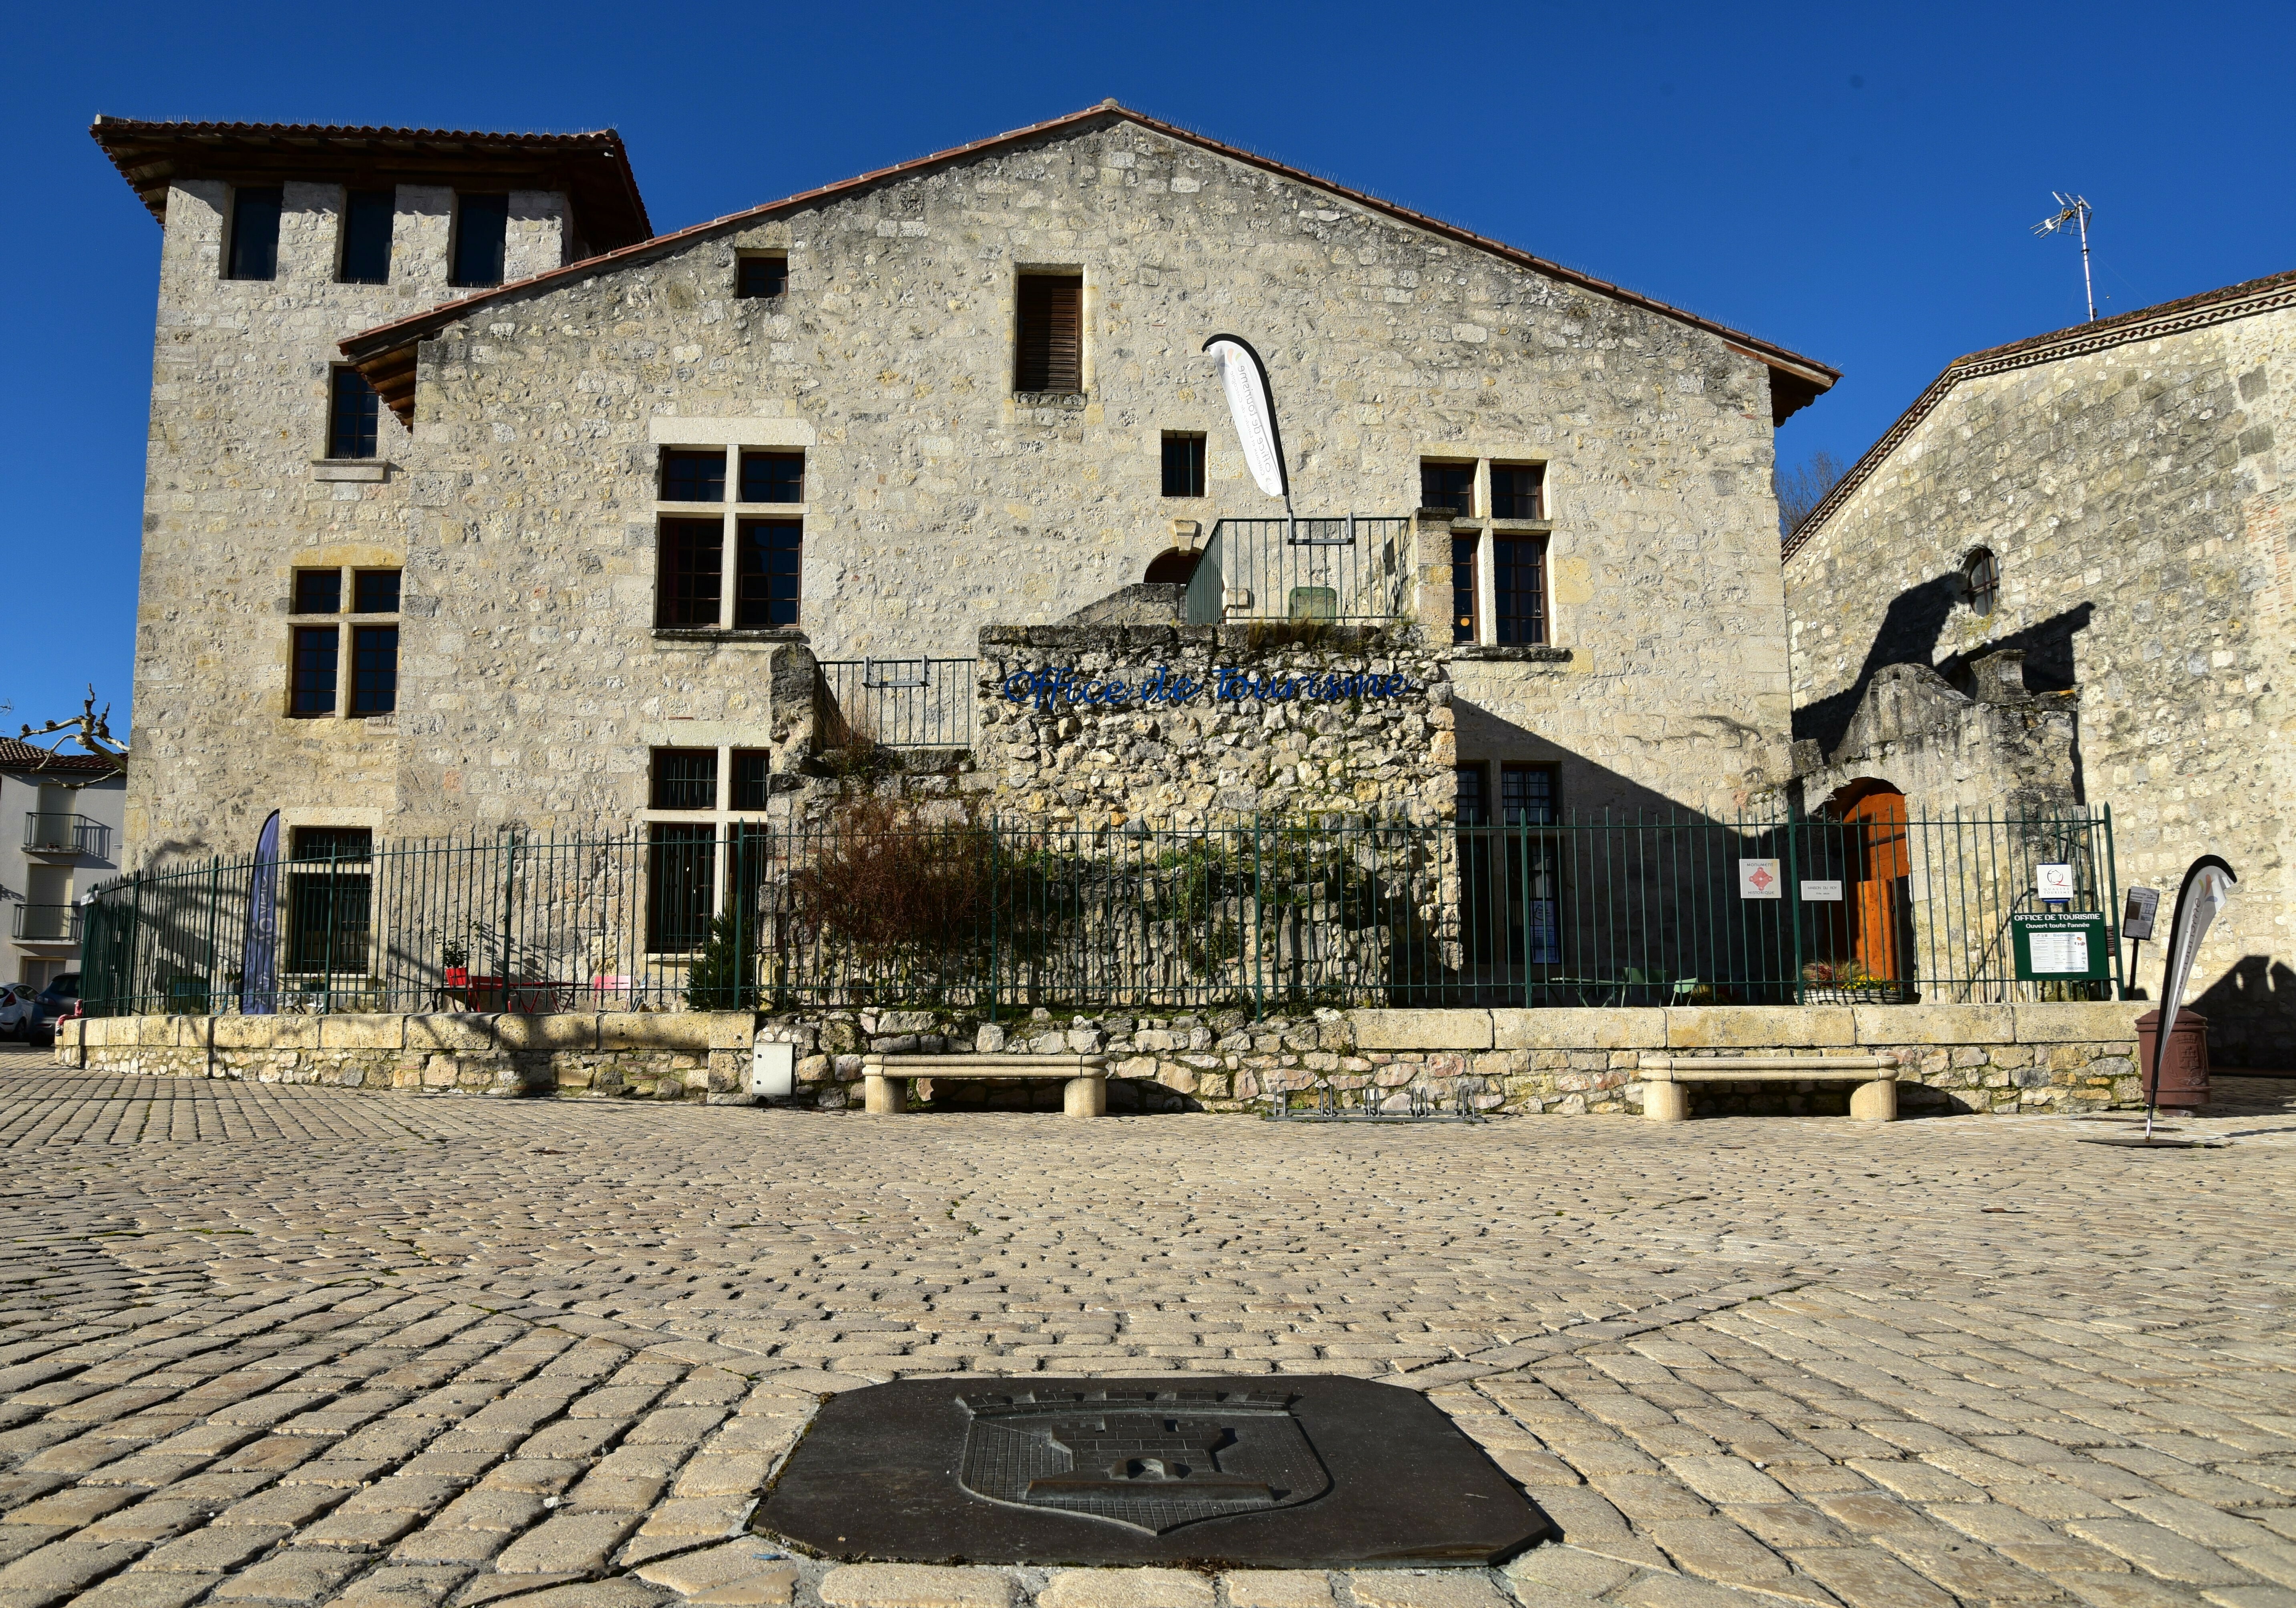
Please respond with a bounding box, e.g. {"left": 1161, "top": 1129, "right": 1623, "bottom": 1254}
{"left": 1016, "top": 275, "right": 1083, "bottom": 392}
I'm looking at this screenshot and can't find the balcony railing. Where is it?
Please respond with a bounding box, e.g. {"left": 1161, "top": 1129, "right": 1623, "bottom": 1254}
{"left": 1183, "top": 515, "right": 1413, "bottom": 626}
{"left": 23, "top": 813, "right": 107, "bottom": 858}
{"left": 12, "top": 904, "right": 80, "bottom": 943}
{"left": 817, "top": 659, "right": 978, "bottom": 750}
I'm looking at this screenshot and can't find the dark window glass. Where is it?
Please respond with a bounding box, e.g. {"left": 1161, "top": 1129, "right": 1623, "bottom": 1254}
{"left": 1494, "top": 535, "right": 1547, "bottom": 645}
{"left": 451, "top": 193, "right": 509, "bottom": 287}
{"left": 1452, "top": 533, "right": 1479, "bottom": 644}
{"left": 1455, "top": 765, "right": 1488, "bottom": 825}
{"left": 1500, "top": 764, "right": 1557, "bottom": 826}
{"left": 1161, "top": 434, "right": 1205, "bottom": 497}
{"left": 1489, "top": 463, "right": 1545, "bottom": 520}
{"left": 739, "top": 451, "right": 803, "bottom": 503}
{"left": 1964, "top": 548, "right": 1998, "bottom": 616}
{"left": 227, "top": 187, "right": 282, "bottom": 281}
{"left": 651, "top": 748, "right": 718, "bottom": 810}
{"left": 286, "top": 828, "right": 372, "bottom": 975}
{"left": 293, "top": 569, "right": 342, "bottom": 615}
{"left": 731, "top": 750, "right": 773, "bottom": 810}
{"left": 352, "top": 569, "right": 400, "bottom": 614}
{"left": 1421, "top": 461, "right": 1475, "bottom": 518}
{"left": 328, "top": 368, "right": 379, "bottom": 460}
{"left": 656, "top": 520, "right": 723, "bottom": 627}
{"left": 646, "top": 824, "right": 716, "bottom": 953}
{"left": 339, "top": 189, "right": 394, "bottom": 284}
{"left": 735, "top": 521, "right": 802, "bottom": 628}
{"left": 738, "top": 256, "right": 788, "bottom": 299}
{"left": 290, "top": 626, "right": 339, "bottom": 716}
{"left": 350, "top": 626, "right": 398, "bottom": 714}
{"left": 1015, "top": 274, "right": 1083, "bottom": 392}
{"left": 661, "top": 450, "right": 726, "bottom": 502}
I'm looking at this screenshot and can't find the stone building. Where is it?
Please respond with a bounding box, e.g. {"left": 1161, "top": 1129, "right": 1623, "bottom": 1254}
{"left": 1784, "top": 271, "right": 2293, "bottom": 1063}
{"left": 99, "top": 102, "right": 1835, "bottom": 871}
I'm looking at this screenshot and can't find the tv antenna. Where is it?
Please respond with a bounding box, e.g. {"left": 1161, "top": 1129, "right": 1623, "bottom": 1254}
{"left": 2032, "top": 193, "right": 2096, "bottom": 322}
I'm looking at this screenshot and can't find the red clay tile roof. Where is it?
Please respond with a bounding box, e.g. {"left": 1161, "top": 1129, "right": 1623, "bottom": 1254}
{"left": 340, "top": 101, "right": 1837, "bottom": 427}
{"left": 1783, "top": 265, "right": 2296, "bottom": 561}
{"left": 89, "top": 116, "right": 651, "bottom": 255}
{"left": 0, "top": 738, "right": 122, "bottom": 776}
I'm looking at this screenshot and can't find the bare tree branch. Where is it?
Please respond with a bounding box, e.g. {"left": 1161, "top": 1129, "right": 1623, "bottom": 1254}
{"left": 1776, "top": 449, "right": 1849, "bottom": 538}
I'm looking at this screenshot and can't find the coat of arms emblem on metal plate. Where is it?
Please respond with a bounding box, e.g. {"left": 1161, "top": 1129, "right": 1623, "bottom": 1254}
{"left": 956, "top": 1389, "right": 1331, "bottom": 1535}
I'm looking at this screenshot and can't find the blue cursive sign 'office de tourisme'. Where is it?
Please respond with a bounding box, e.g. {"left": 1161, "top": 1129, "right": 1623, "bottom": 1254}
{"left": 1002, "top": 666, "right": 1416, "bottom": 712}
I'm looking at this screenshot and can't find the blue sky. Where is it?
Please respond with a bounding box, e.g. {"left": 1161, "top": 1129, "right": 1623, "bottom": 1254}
{"left": 6, "top": 0, "right": 2291, "bottom": 741}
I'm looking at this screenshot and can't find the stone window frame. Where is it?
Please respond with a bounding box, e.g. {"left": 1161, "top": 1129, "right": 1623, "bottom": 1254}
{"left": 1423, "top": 455, "right": 1555, "bottom": 648}
{"left": 637, "top": 744, "right": 778, "bottom": 955}
{"left": 285, "top": 565, "right": 402, "bottom": 722}
{"left": 652, "top": 445, "right": 809, "bottom": 635}
{"left": 736, "top": 253, "right": 789, "bottom": 301}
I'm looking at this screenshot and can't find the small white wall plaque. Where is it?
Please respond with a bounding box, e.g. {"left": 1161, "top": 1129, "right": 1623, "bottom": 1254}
{"left": 1738, "top": 859, "right": 1782, "bottom": 899}
{"left": 1800, "top": 880, "right": 1843, "bottom": 902}
{"left": 2036, "top": 862, "right": 2076, "bottom": 902}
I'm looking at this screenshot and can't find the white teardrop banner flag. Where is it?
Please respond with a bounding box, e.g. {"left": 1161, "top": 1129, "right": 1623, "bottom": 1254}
{"left": 2149, "top": 854, "right": 2235, "bottom": 1130}
{"left": 1203, "top": 334, "right": 1288, "bottom": 502}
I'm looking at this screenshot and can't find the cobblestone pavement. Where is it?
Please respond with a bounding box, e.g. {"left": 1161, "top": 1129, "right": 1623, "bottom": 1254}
{"left": 2, "top": 1066, "right": 2294, "bottom": 1608}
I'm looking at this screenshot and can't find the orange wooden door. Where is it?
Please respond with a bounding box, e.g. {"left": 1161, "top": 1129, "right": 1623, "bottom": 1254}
{"left": 1845, "top": 790, "right": 1910, "bottom": 983}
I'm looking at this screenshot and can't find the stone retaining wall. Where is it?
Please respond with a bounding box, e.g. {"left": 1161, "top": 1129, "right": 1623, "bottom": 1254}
{"left": 60, "top": 1002, "right": 2144, "bottom": 1117}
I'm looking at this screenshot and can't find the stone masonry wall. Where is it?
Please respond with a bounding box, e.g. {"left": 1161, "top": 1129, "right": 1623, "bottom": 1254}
{"left": 974, "top": 622, "right": 1452, "bottom": 828}
{"left": 64, "top": 1002, "right": 2144, "bottom": 1118}
{"left": 1786, "top": 297, "right": 2294, "bottom": 1063}
{"left": 128, "top": 110, "right": 1798, "bottom": 866}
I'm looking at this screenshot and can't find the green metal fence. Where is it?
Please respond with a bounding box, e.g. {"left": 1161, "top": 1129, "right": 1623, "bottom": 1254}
{"left": 78, "top": 809, "right": 2119, "bottom": 1018}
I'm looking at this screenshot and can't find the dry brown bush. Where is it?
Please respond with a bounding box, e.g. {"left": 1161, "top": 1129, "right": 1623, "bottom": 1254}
{"left": 789, "top": 796, "right": 996, "bottom": 959}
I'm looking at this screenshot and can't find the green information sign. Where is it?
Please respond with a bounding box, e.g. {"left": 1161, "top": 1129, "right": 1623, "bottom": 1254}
{"left": 2010, "top": 911, "right": 2110, "bottom": 982}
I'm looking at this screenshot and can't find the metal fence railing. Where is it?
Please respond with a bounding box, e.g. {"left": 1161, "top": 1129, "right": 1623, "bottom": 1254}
{"left": 78, "top": 809, "right": 2118, "bottom": 1018}
{"left": 12, "top": 904, "right": 80, "bottom": 943}
{"left": 817, "top": 658, "right": 976, "bottom": 749}
{"left": 24, "top": 813, "right": 106, "bottom": 857}
{"left": 1183, "top": 516, "right": 1413, "bottom": 625}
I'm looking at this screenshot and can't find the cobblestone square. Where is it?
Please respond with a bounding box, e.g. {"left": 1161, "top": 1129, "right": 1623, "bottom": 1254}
{"left": 3, "top": 1053, "right": 2293, "bottom": 1608}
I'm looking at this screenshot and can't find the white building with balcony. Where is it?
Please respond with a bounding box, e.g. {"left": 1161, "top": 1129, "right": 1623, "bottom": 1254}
{"left": 2, "top": 740, "right": 127, "bottom": 991}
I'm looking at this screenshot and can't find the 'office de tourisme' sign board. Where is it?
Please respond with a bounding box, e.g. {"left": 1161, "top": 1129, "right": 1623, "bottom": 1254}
{"left": 2010, "top": 912, "right": 2109, "bottom": 982}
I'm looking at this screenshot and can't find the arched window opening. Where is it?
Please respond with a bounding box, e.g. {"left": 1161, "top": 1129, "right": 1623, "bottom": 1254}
{"left": 1143, "top": 549, "right": 1203, "bottom": 585}
{"left": 1962, "top": 547, "right": 1999, "bottom": 617}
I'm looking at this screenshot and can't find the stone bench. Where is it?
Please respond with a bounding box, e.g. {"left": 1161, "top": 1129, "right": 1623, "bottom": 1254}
{"left": 1638, "top": 1056, "right": 1898, "bottom": 1123}
{"left": 861, "top": 1053, "right": 1110, "bottom": 1117}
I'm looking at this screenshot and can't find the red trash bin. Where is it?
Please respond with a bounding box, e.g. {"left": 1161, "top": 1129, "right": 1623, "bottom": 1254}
{"left": 2136, "top": 1009, "right": 2209, "bottom": 1108}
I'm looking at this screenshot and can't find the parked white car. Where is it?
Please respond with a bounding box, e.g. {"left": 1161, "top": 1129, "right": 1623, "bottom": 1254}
{"left": 0, "top": 983, "right": 40, "bottom": 1040}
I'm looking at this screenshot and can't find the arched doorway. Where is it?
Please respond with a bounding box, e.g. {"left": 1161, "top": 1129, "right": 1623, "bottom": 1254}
{"left": 1143, "top": 549, "right": 1203, "bottom": 585}
{"left": 1821, "top": 780, "right": 1912, "bottom": 994}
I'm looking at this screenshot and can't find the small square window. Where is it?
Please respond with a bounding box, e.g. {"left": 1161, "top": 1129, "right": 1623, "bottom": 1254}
{"left": 660, "top": 450, "right": 726, "bottom": 503}
{"left": 350, "top": 626, "right": 398, "bottom": 715}
{"left": 1161, "top": 434, "right": 1206, "bottom": 498}
{"left": 352, "top": 570, "right": 400, "bottom": 614}
{"left": 451, "top": 193, "right": 508, "bottom": 288}
{"left": 731, "top": 750, "right": 773, "bottom": 810}
{"left": 339, "top": 189, "right": 393, "bottom": 285}
{"left": 739, "top": 451, "right": 803, "bottom": 504}
{"left": 1499, "top": 764, "right": 1558, "bottom": 826}
{"left": 737, "top": 255, "right": 788, "bottom": 299}
{"left": 328, "top": 368, "right": 379, "bottom": 460}
{"left": 735, "top": 521, "right": 802, "bottom": 629}
{"left": 1490, "top": 462, "right": 1544, "bottom": 521}
{"left": 651, "top": 748, "right": 719, "bottom": 811}
{"left": 1421, "top": 461, "right": 1475, "bottom": 519}
{"left": 227, "top": 187, "right": 282, "bottom": 281}
{"left": 656, "top": 520, "right": 724, "bottom": 628}
{"left": 293, "top": 570, "right": 342, "bottom": 615}
{"left": 290, "top": 625, "right": 339, "bottom": 717}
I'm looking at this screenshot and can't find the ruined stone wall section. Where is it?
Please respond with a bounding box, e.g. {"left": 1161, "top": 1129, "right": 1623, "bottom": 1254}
{"left": 1786, "top": 305, "right": 2294, "bottom": 1061}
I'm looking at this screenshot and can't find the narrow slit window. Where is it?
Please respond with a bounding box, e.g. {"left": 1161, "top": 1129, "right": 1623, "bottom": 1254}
{"left": 1452, "top": 533, "right": 1480, "bottom": 644}
{"left": 290, "top": 626, "right": 340, "bottom": 717}
{"left": 450, "top": 193, "right": 509, "bottom": 288}
{"left": 1494, "top": 535, "right": 1547, "bottom": 645}
{"left": 739, "top": 451, "right": 803, "bottom": 504}
{"left": 1421, "top": 461, "right": 1475, "bottom": 519}
{"left": 293, "top": 569, "right": 342, "bottom": 615}
{"left": 1489, "top": 462, "right": 1545, "bottom": 520}
{"left": 1161, "top": 433, "right": 1206, "bottom": 497}
{"left": 660, "top": 450, "right": 726, "bottom": 502}
{"left": 328, "top": 368, "right": 380, "bottom": 460}
{"left": 338, "top": 189, "right": 394, "bottom": 284}
{"left": 650, "top": 748, "right": 719, "bottom": 810}
{"left": 1455, "top": 765, "right": 1488, "bottom": 825}
{"left": 735, "top": 520, "right": 802, "bottom": 629}
{"left": 227, "top": 187, "right": 283, "bottom": 281}
{"left": 737, "top": 255, "right": 788, "bottom": 299}
{"left": 349, "top": 626, "right": 398, "bottom": 715}
{"left": 1015, "top": 274, "right": 1083, "bottom": 393}
{"left": 656, "top": 520, "right": 724, "bottom": 627}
